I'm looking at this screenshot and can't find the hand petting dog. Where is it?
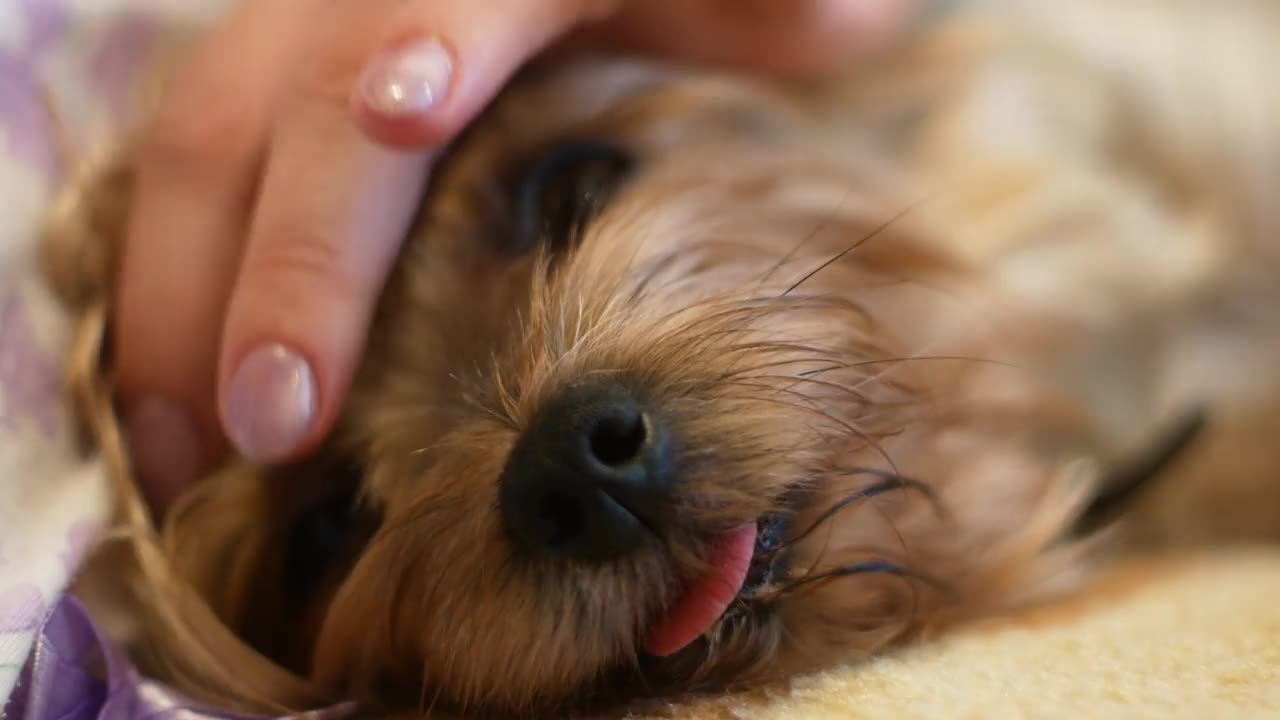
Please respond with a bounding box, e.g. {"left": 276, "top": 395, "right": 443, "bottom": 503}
{"left": 112, "top": 0, "right": 916, "bottom": 510}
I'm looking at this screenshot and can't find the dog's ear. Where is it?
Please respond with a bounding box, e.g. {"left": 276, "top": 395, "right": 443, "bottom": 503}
{"left": 40, "top": 145, "right": 135, "bottom": 315}
{"left": 71, "top": 450, "right": 366, "bottom": 712}
{"left": 162, "top": 448, "right": 381, "bottom": 674}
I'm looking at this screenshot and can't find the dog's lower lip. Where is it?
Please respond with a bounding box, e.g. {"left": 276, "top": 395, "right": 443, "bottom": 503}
{"left": 643, "top": 523, "right": 758, "bottom": 657}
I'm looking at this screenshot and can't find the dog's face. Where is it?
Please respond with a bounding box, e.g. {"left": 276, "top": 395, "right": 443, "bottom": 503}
{"left": 154, "top": 58, "right": 1088, "bottom": 717}
{"left": 327, "top": 62, "right": 930, "bottom": 710}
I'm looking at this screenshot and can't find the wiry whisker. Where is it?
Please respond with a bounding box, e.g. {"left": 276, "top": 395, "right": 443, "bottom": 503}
{"left": 799, "top": 355, "right": 1019, "bottom": 376}
{"left": 776, "top": 469, "right": 947, "bottom": 558}
{"left": 746, "top": 469, "right": 943, "bottom": 595}
{"left": 726, "top": 356, "right": 849, "bottom": 379}
{"left": 710, "top": 332, "right": 886, "bottom": 369}
{"left": 843, "top": 346, "right": 982, "bottom": 401}
{"left": 662, "top": 302, "right": 780, "bottom": 339}
{"left": 626, "top": 251, "right": 693, "bottom": 305}
{"left": 766, "top": 560, "right": 949, "bottom": 601}
{"left": 783, "top": 201, "right": 922, "bottom": 296}
{"left": 674, "top": 293, "right": 878, "bottom": 337}
{"left": 722, "top": 339, "right": 865, "bottom": 359}
{"left": 757, "top": 186, "right": 858, "bottom": 289}
{"left": 744, "top": 373, "right": 881, "bottom": 407}
{"left": 473, "top": 398, "right": 520, "bottom": 431}
{"left": 717, "top": 385, "right": 885, "bottom": 450}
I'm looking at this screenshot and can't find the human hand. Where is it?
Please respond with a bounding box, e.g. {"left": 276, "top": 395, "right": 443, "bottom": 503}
{"left": 114, "top": 0, "right": 917, "bottom": 510}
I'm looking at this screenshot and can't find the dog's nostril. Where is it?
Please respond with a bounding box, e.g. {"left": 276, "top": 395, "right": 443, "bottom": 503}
{"left": 589, "top": 410, "right": 648, "bottom": 467}
{"left": 499, "top": 382, "right": 674, "bottom": 563}
{"left": 540, "top": 490, "right": 587, "bottom": 548}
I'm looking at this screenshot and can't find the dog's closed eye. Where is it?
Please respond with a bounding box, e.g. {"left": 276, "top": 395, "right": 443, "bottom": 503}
{"left": 281, "top": 460, "right": 379, "bottom": 601}
{"left": 228, "top": 457, "right": 383, "bottom": 674}
{"left": 512, "top": 140, "right": 635, "bottom": 256}
{"left": 285, "top": 491, "right": 358, "bottom": 596}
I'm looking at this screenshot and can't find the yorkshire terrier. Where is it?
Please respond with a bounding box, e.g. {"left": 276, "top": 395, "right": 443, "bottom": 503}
{"left": 41, "top": 0, "right": 1280, "bottom": 717}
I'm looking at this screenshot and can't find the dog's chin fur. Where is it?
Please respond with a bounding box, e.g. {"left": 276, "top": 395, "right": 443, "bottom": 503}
{"left": 43, "top": 0, "right": 1280, "bottom": 717}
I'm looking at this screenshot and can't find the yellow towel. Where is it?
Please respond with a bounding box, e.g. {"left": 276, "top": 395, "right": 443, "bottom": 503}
{"left": 643, "top": 550, "right": 1280, "bottom": 719}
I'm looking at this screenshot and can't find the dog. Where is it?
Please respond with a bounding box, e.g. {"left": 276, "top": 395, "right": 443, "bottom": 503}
{"left": 40, "top": 0, "right": 1280, "bottom": 716}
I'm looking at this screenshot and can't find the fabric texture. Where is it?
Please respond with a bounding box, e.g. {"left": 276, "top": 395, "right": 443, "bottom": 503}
{"left": 0, "top": 0, "right": 264, "bottom": 715}
{"left": 1, "top": 1, "right": 1278, "bottom": 718}
{"left": 0, "top": 0, "right": 115, "bottom": 702}
{"left": 633, "top": 551, "right": 1280, "bottom": 720}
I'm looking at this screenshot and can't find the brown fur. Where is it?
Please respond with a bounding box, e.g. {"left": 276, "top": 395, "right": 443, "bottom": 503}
{"left": 42, "top": 0, "right": 1280, "bottom": 717}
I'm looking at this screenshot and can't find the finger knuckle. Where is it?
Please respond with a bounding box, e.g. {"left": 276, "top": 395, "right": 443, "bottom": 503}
{"left": 247, "top": 229, "right": 360, "bottom": 303}
{"left": 144, "top": 91, "right": 255, "bottom": 170}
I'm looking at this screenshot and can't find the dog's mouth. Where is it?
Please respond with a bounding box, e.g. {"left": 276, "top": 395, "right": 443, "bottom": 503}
{"left": 644, "top": 523, "right": 757, "bottom": 657}
{"left": 644, "top": 514, "right": 788, "bottom": 657}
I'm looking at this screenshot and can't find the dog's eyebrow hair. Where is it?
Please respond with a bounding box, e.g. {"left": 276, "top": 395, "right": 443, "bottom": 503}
{"left": 1074, "top": 406, "right": 1209, "bottom": 536}
{"left": 781, "top": 200, "right": 923, "bottom": 296}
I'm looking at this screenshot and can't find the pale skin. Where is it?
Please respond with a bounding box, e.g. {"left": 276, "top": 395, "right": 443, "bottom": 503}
{"left": 115, "top": 0, "right": 919, "bottom": 509}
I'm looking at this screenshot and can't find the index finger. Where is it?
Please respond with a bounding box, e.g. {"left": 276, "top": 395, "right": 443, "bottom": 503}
{"left": 113, "top": 0, "right": 306, "bottom": 508}
{"left": 216, "top": 0, "right": 604, "bottom": 463}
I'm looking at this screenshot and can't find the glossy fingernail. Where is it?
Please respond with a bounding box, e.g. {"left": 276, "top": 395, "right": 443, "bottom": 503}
{"left": 224, "top": 343, "right": 317, "bottom": 462}
{"left": 359, "top": 38, "right": 454, "bottom": 117}
{"left": 126, "top": 395, "right": 200, "bottom": 507}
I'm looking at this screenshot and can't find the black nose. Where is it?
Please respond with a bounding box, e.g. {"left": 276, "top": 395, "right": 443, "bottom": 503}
{"left": 499, "top": 382, "right": 674, "bottom": 563}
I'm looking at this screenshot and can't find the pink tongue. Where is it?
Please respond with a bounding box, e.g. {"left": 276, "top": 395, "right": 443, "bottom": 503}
{"left": 645, "top": 523, "right": 758, "bottom": 657}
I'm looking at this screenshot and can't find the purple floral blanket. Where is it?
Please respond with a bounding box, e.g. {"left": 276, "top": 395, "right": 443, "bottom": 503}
{"left": 0, "top": 1, "right": 351, "bottom": 717}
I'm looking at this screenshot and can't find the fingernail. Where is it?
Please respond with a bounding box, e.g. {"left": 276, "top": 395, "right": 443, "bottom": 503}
{"left": 224, "top": 343, "right": 317, "bottom": 463}
{"left": 126, "top": 396, "right": 200, "bottom": 507}
{"left": 359, "top": 38, "right": 454, "bottom": 117}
